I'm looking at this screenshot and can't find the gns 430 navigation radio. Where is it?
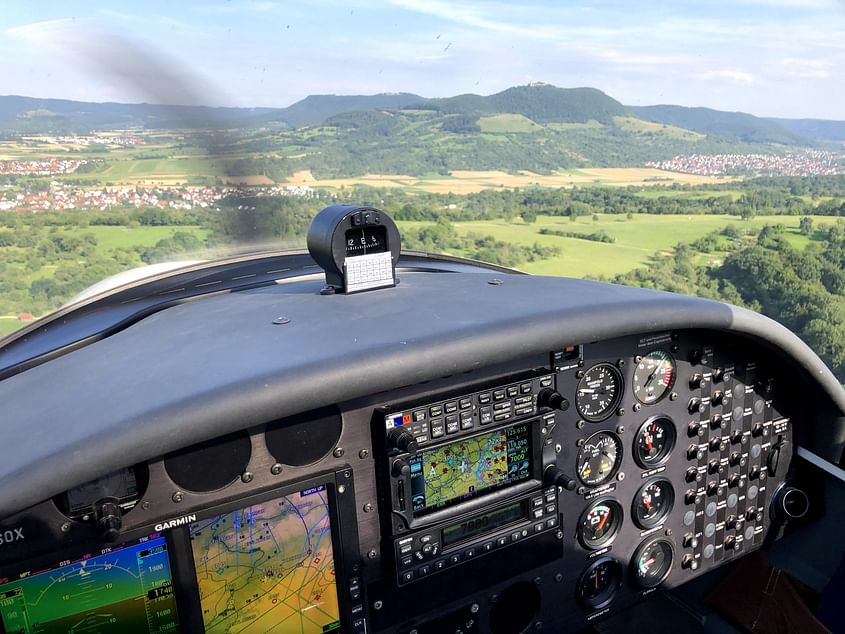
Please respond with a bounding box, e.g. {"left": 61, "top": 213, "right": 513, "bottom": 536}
{"left": 375, "top": 372, "right": 563, "bottom": 588}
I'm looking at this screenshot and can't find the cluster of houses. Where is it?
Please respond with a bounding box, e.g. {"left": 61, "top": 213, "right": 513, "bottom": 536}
{"left": 645, "top": 150, "right": 844, "bottom": 177}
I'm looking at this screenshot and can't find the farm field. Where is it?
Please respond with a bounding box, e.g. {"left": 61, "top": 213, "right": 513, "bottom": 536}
{"left": 398, "top": 214, "right": 839, "bottom": 278}
{"left": 285, "top": 168, "right": 732, "bottom": 194}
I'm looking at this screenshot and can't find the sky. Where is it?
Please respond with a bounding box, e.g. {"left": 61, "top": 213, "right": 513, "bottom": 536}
{"left": 1, "top": 0, "right": 844, "bottom": 119}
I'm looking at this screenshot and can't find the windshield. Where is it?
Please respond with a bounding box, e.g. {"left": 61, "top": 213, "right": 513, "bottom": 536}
{"left": 1, "top": 1, "right": 844, "bottom": 381}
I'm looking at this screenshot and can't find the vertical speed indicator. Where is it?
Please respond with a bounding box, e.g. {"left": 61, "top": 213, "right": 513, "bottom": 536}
{"left": 633, "top": 350, "right": 676, "bottom": 405}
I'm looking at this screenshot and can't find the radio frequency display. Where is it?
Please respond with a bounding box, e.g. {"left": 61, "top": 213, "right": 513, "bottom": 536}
{"left": 0, "top": 534, "right": 178, "bottom": 633}
{"left": 189, "top": 486, "right": 341, "bottom": 633}
{"left": 409, "top": 423, "right": 532, "bottom": 515}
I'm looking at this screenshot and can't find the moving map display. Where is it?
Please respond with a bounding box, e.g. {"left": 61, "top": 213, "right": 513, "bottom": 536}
{"left": 409, "top": 423, "right": 532, "bottom": 515}
{"left": 0, "top": 534, "right": 179, "bottom": 633}
{"left": 189, "top": 487, "right": 340, "bottom": 633}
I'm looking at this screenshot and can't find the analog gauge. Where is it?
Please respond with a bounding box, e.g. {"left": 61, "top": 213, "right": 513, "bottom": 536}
{"left": 634, "top": 416, "right": 677, "bottom": 468}
{"left": 632, "top": 478, "right": 674, "bottom": 529}
{"left": 577, "top": 557, "right": 623, "bottom": 610}
{"left": 577, "top": 431, "right": 623, "bottom": 487}
{"left": 578, "top": 499, "right": 623, "bottom": 550}
{"left": 576, "top": 363, "right": 624, "bottom": 422}
{"left": 633, "top": 350, "right": 676, "bottom": 405}
{"left": 632, "top": 538, "right": 675, "bottom": 588}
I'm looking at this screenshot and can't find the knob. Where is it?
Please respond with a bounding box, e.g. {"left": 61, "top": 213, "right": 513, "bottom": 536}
{"left": 688, "top": 421, "right": 704, "bottom": 438}
{"left": 538, "top": 388, "right": 569, "bottom": 411}
{"left": 710, "top": 415, "right": 725, "bottom": 430}
{"left": 751, "top": 422, "right": 765, "bottom": 438}
{"left": 730, "top": 430, "right": 744, "bottom": 445}
{"left": 689, "top": 374, "right": 704, "bottom": 389}
{"left": 712, "top": 368, "right": 725, "bottom": 383}
{"left": 773, "top": 486, "right": 809, "bottom": 521}
{"left": 687, "top": 444, "right": 703, "bottom": 460}
{"left": 544, "top": 466, "right": 576, "bottom": 491}
{"left": 682, "top": 533, "right": 698, "bottom": 548}
{"left": 685, "top": 489, "right": 699, "bottom": 505}
{"left": 729, "top": 452, "right": 742, "bottom": 467}
{"left": 709, "top": 437, "right": 724, "bottom": 453}
{"left": 387, "top": 427, "right": 419, "bottom": 453}
{"left": 706, "top": 481, "right": 719, "bottom": 496}
{"left": 682, "top": 554, "right": 698, "bottom": 570}
{"left": 392, "top": 459, "right": 410, "bottom": 477}
{"left": 685, "top": 467, "right": 700, "bottom": 483}
{"left": 724, "top": 536, "right": 737, "bottom": 550}
{"left": 728, "top": 473, "right": 740, "bottom": 488}
{"left": 707, "top": 459, "right": 721, "bottom": 475}
{"left": 748, "top": 466, "right": 761, "bottom": 481}
{"left": 93, "top": 498, "right": 122, "bottom": 543}
{"left": 726, "top": 515, "right": 742, "bottom": 530}
{"left": 712, "top": 391, "right": 725, "bottom": 406}
{"left": 745, "top": 508, "right": 760, "bottom": 523}
{"left": 689, "top": 398, "right": 706, "bottom": 414}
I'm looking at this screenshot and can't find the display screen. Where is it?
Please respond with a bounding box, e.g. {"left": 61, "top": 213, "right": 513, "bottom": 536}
{"left": 409, "top": 422, "right": 533, "bottom": 516}
{"left": 189, "top": 486, "right": 341, "bottom": 634}
{"left": 0, "top": 534, "right": 179, "bottom": 633}
{"left": 441, "top": 500, "right": 528, "bottom": 547}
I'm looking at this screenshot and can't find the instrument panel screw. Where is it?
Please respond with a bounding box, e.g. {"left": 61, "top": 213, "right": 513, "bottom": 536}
{"left": 358, "top": 449, "right": 370, "bottom": 459}
{"left": 270, "top": 463, "right": 283, "bottom": 475}
{"left": 338, "top": 485, "right": 346, "bottom": 494}
{"left": 617, "top": 359, "right": 626, "bottom": 368}
{"left": 488, "top": 278, "right": 503, "bottom": 285}
{"left": 577, "top": 486, "right": 586, "bottom": 495}
{"left": 665, "top": 528, "right": 673, "bottom": 536}
{"left": 272, "top": 316, "right": 290, "bottom": 325}
{"left": 333, "top": 447, "right": 345, "bottom": 458}
{"left": 617, "top": 472, "right": 626, "bottom": 481}
{"left": 373, "top": 599, "right": 383, "bottom": 610}
{"left": 555, "top": 530, "right": 563, "bottom": 540}
{"left": 241, "top": 471, "right": 254, "bottom": 483}
{"left": 60, "top": 522, "right": 71, "bottom": 533}
{"left": 616, "top": 407, "right": 625, "bottom": 416}
{"left": 141, "top": 501, "right": 151, "bottom": 511}
{"left": 554, "top": 573, "right": 564, "bottom": 583}
{"left": 616, "top": 425, "right": 625, "bottom": 434}
{"left": 670, "top": 392, "right": 679, "bottom": 401}
{"left": 576, "top": 438, "right": 585, "bottom": 447}
{"left": 534, "top": 576, "right": 542, "bottom": 586}
{"left": 172, "top": 491, "right": 184, "bottom": 503}
{"left": 635, "top": 355, "right": 643, "bottom": 363}
{"left": 633, "top": 403, "right": 642, "bottom": 412}
{"left": 363, "top": 503, "right": 374, "bottom": 513}
{"left": 576, "top": 420, "right": 585, "bottom": 429}
{"left": 470, "top": 603, "right": 480, "bottom": 614}
{"left": 554, "top": 443, "right": 562, "bottom": 454}
{"left": 490, "top": 594, "right": 499, "bottom": 604}
{"left": 367, "top": 549, "right": 377, "bottom": 559}
{"left": 575, "top": 370, "right": 584, "bottom": 379}
{"left": 534, "top": 622, "right": 543, "bottom": 630}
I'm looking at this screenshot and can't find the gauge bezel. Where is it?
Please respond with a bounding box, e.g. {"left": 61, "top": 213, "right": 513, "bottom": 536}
{"left": 577, "top": 497, "right": 624, "bottom": 550}
{"left": 632, "top": 349, "right": 677, "bottom": 405}
{"left": 632, "top": 477, "right": 675, "bottom": 529}
{"left": 575, "top": 362, "right": 624, "bottom": 422}
{"left": 631, "top": 537, "right": 675, "bottom": 589}
{"left": 576, "top": 431, "right": 623, "bottom": 488}
{"left": 576, "top": 556, "right": 624, "bottom": 610}
{"left": 633, "top": 416, "right": 677, "bottom": 469}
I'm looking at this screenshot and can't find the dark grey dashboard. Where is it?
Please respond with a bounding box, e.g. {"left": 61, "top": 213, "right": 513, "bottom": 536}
{"left": 0, "top": 262, "right": 844, "bottom": 634}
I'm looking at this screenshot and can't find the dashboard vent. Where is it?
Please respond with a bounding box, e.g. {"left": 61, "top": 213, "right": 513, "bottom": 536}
{"left": 265, "top": 406, "right": 343, "bottom": 467}
{"left": 164, "top": 430, "right": 251, "bottom": 492}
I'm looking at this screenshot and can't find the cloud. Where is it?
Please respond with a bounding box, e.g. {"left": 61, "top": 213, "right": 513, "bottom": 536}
{"left": 3, "top": 18, "right": 81, "bottom": 41}
{"left": 698, "top": 69, "right": 756, "bottom": 83}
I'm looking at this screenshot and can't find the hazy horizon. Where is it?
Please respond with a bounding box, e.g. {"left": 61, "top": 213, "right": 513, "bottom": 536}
{"left": 1, "top": 1, "right": 844, "bottom": 119}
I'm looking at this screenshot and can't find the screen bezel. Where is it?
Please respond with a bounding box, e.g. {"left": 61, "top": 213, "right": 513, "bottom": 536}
{"left": 391, "top": 416, "right": 547, "bottom": 531}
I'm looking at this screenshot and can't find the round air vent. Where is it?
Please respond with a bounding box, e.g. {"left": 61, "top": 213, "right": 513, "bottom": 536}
{"left": 164, "top": 430, "right": 251, "bottom": 493}
{"left": 265, "top": 406, "right": 342, "bottom": 467}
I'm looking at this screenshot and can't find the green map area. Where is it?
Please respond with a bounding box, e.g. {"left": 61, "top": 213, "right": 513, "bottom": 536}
{"left": 189, "top": 490, "right": 340, "bottom": 634}
{"left": 419, "top": 429, "right": 510, "bottom": 508}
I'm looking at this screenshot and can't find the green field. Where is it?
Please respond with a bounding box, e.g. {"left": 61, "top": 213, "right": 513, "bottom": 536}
{"left": 85, "top": 225, "right": 208, "bottom": 252}
{"left": 478, "top": 114, "right": 543, "bottom": 133}
{"left": 399, "top": 214, "right": 839, "bottom": 278}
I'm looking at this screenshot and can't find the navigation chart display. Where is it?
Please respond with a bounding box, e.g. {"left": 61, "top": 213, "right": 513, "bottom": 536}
{"left": 409, "top": 422, "right": 532, "bottom": 515}
{"left": 0, "top": 534, "right": 179, "bottom": 633}
{"left": 189, "top": 487, "right": 341, "bottom": 634}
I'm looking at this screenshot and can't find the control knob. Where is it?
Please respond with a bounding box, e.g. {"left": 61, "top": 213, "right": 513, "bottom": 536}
{"left": 689, "top": 398, "right": 706, "bottom": 414}
{"left": 751, "top": 422, "right": 765, "bottom": 438}
{"left": 706, "top": 481, "right": 719, "bottom": 496}
{"left": 682, "top": 533, "right": 698, "bottom": 548}
{"left": 712, "top": 368, "right": 725, "bottom": 383}
{"left": 93, "top": 498, "right": 122, "bottom": 543}
{"left": 682, "top": 554, "right": 698, "bottom": 570}
{"left": 387, "top": 427, "right": 419, "bottom": 454}
{"left": 689, "top": 374, "right": 705, "bottom": 389}
{"left": 727, "top": 473, "right": 741, "bottom": 488}
{"left": 544, "top": 466, "right": 577, "bottom": 491}
{"left": 538, "top": 389, "right": 569, "bottom": 412}
{"left": 685, "top": 467, "right": 700, "bottom": 483}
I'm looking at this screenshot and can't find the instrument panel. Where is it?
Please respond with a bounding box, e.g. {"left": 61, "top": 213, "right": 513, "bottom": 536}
{"left": 0, "top": 328, "right": 803, "bottom": 633}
